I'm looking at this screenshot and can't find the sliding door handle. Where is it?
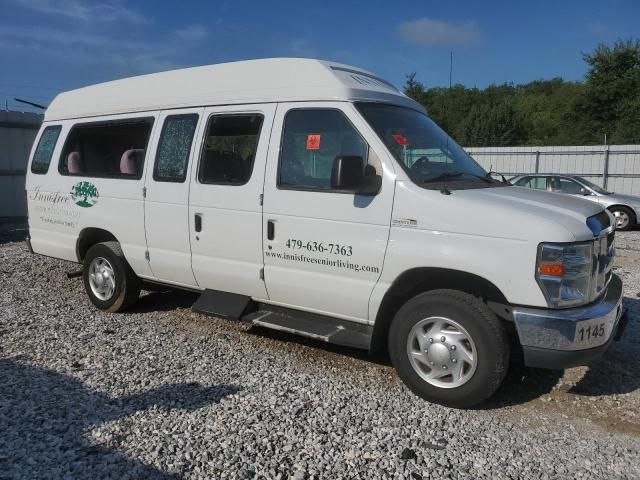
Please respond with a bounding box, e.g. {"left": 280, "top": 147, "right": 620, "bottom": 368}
{"left": 194, "top": 213, "right": 202, "bottom": 232}
{"left": 267, "top": 220, "right": 275, "bottom": 240}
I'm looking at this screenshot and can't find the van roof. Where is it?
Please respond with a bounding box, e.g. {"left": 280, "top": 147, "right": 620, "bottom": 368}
{"left": 45, "top": 58, "right": 424, "bottom": 121}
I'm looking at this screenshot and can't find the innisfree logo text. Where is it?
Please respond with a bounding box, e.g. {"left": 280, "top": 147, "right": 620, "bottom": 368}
{"left": 70, "top": 181, "right": 99, "bottom": 208}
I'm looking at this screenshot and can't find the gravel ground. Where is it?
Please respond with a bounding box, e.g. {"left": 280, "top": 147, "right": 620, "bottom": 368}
{"left": 1, "top": 231, "right": 639, "bottom": 479}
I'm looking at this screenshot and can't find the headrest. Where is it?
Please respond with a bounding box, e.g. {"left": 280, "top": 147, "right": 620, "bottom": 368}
{"left": 120, "top": 149, "right": 144, "bottom": 175}
{"left": 67, "top": 151, "right": 83, "bottom": 174}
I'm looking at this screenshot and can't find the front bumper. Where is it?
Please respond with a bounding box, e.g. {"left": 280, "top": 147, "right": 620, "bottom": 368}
{"left": 512, "top": 274, "right": 625, "bottom": 369}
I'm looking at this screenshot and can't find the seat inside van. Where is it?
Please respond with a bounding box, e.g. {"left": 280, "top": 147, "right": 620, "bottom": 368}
{"left": 60, "top": 119, "right": 152, "bottom": 178}
{"left": 198, "top": 114, "right": 263, "bottom": 185}
{"left": 199, "top": 149, "right": 249, "bottom": 184}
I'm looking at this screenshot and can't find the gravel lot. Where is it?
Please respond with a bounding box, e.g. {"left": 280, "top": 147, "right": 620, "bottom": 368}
{"left": 1, "top": 231, "right": 639, "bottom": 479}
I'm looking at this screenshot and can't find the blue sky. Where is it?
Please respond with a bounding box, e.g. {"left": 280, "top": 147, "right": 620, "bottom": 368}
{"left": 0, "top": 0, "right": 638, "bottom": 113}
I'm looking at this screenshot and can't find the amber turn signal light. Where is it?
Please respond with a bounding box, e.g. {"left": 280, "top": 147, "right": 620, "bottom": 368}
{"left": 538, "top": 263, "right": 565, "bottom": 276}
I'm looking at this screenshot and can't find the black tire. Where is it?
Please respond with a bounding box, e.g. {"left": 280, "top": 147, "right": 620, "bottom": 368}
{"left": 82, "top": 241, "right": 140, "bottom": 312}
{"left": 388, "top": 289, "right": 509, "bottom": 408}
{"left": 609, "top": 206, "right": 635, "bottom": 231}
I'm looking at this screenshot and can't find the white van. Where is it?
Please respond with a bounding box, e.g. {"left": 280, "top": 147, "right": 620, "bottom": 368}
{"left": 26, "top": 58, "right": 627, "bottom": 407}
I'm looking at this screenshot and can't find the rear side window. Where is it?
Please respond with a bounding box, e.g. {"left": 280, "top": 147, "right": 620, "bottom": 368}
{"left": 31, "top": 126, "right": 61, "bottom": 174}
{"left": 516, "top": 176, "right": 547, "bottom": 190}
{"left": 59, "top": 118, "right": 154, "bottom": 179}
{"left": 552, "top": 177, "right": 583, "bottom": 194}
{"left": 278, "top": 109, "right": 367, "bottom": 190}
{"left": 154, "top": 114, "right": 199, "bottom": 183}
{"left": 198, "top": 114, "right": 263, "bottom": 185}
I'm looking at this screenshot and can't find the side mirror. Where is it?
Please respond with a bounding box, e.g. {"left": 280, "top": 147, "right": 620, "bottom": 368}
{"left": 331, "top": 156, "right": 381, "bottom": 196}
{"left": 580, "top": 188, "right": 591, "bottom": 196}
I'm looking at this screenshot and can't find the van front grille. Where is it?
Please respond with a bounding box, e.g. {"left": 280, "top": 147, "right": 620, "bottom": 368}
{"left": 592, "top": 231, "right": 615, "bottom": 300}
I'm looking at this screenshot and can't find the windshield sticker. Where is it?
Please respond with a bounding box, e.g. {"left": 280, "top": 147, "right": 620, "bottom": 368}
{"left": 392, "top": 134, "right": 409, "bottom": 146}
{"left": 306, "top": 134, "right": 321, "bottom": 150}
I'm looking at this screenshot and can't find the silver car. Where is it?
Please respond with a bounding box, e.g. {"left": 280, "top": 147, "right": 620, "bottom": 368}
{"left": 511, "top": 174, "right": 640, "bottom": 231}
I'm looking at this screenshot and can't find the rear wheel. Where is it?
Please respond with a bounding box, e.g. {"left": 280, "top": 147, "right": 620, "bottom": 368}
{"left": 83, "top": 241, "right": 140, "bottom": 312}
{"left": 389, "top": 289, "right": 509, "bottom": 408}
{"left": 610, "top": 206, "right": 635, "bottom": 231}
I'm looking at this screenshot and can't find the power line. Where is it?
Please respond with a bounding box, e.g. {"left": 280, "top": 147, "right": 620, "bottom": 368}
{"left": 0, "top": 92, "right": 52, "bottom": 100}
{"left": 14, "top": 98, "right": 47, "bottom": 110}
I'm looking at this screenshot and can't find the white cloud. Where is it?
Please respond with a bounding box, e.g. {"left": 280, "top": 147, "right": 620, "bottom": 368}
{"left": 0, "top": 21, "right": 206, "bottom": 76}
{"left": 12, "top": 0, "right": 150, "bottom": 24}
{"left": 396, "top": 17, "right": 482, "bottom": 47}
{"left": 0, "top": 25, "right": 149, "bottom": 52}
{"left": 173, "top": 25, "right": 208, "bottom": 43}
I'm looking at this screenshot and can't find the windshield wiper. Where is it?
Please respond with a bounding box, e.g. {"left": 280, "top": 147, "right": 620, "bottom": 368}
{"left": 424, "top": 171, "right": 499, "bottom": 185}
{"left": 423, "top": 171, "right": 465, "bottom": 183}
{"left": 485, "top": 168, "right": 510, "bottom": 184}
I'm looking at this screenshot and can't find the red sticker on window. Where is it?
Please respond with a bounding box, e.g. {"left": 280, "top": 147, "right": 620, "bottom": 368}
{"left": 392, "top": 134, "right": 409, "bottom": 146}
{"left": 306, "top": 134, "right": 321, "bottom": 150}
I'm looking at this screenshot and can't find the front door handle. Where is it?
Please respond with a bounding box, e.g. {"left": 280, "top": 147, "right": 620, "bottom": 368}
{"left": 267, "top": 220, "right": 275, "bottom": 240}
{"left": 194, "top": 213, "right": 202, "bottom": 233}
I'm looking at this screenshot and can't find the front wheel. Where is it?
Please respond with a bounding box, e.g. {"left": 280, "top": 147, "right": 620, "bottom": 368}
{"left": 610, "top": 206, "right": 635, "bottom": 231}
{"left": 83, "top": 241, "right": 140, "bottom": 312}
{"left": 389, "top": 289, "right": 509, "bottom": 408}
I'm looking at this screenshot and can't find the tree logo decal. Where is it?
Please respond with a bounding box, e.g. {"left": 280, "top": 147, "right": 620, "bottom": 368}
{"left": 70, "top": 181, "right": 99, "bottom": 208}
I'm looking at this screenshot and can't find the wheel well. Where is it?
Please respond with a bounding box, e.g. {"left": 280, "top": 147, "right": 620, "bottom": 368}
{"left": 607, "top": 204, "right": 636, "bottom": 221}
{"left": 370, "top": 268, "right": 511, "bottom": 355}
{"left": 76, "top": 228, "right": 118, "bottom": 262}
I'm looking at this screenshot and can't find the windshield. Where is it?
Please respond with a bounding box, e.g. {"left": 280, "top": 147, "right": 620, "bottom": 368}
{"left": 356, "top": 103, "right": 502, "bottom": 189}
{"left": 576, "top": 176, "right": 611, "bottom": 195}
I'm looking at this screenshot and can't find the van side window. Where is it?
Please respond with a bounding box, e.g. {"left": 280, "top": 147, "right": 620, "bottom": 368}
{"left": 153, "top": 114, "right": 199, "bottom": 183}
{"left": 59, "top": 118, "right": 153, "bottom": 179}
{"left": 278, "top": 109, "right": 367, "bottom": 190}
{"left": 31, "top": 126, "right": 62, "bottom": 174}
{"left": 198, "top": 114, "right": 263, "bottom": 185}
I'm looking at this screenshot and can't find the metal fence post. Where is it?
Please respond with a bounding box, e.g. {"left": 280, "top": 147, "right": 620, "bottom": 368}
{"left": 602, "top": 146, "right": 610, "bottom": 190}
{"left": 534, "top": 151, "right": 540, "bottom": 173}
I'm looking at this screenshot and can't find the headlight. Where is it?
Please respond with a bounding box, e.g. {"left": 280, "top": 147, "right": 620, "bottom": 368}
{"left": 536, "top": 242, "right": 594, "bottom": 308}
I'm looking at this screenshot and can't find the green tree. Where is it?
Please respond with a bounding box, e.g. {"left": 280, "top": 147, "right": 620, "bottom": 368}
{"left": 403, "top": 39, "right": 639, "bottom": 146}
{"left": 404, "top": 73, "right": 426, "bottom": 102}
{"left": 71, "top": 182, "right": 98, "bottom": 207}
{"left": 460, "top": 100, "right": 526, "bottom": 146}
{"left": 514, "top": 79, "right": 586, "bottom": 145}
{"left": 581, "top": 39, "right": 640, "bottom": 144}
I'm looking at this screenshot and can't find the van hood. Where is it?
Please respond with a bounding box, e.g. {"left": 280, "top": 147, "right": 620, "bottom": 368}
{"left": 455, "top": 186, "right": 603, "bottom": 241}
{"left": 395, "top": 183, "right": 604, "bottom": 243}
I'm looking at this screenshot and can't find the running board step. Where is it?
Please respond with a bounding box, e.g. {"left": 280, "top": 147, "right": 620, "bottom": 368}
{"left": 243, "top": 309, "right": 372, "bottom": 350}
{"left": 192, "top": 289, "right": 257, "bottom": 319}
